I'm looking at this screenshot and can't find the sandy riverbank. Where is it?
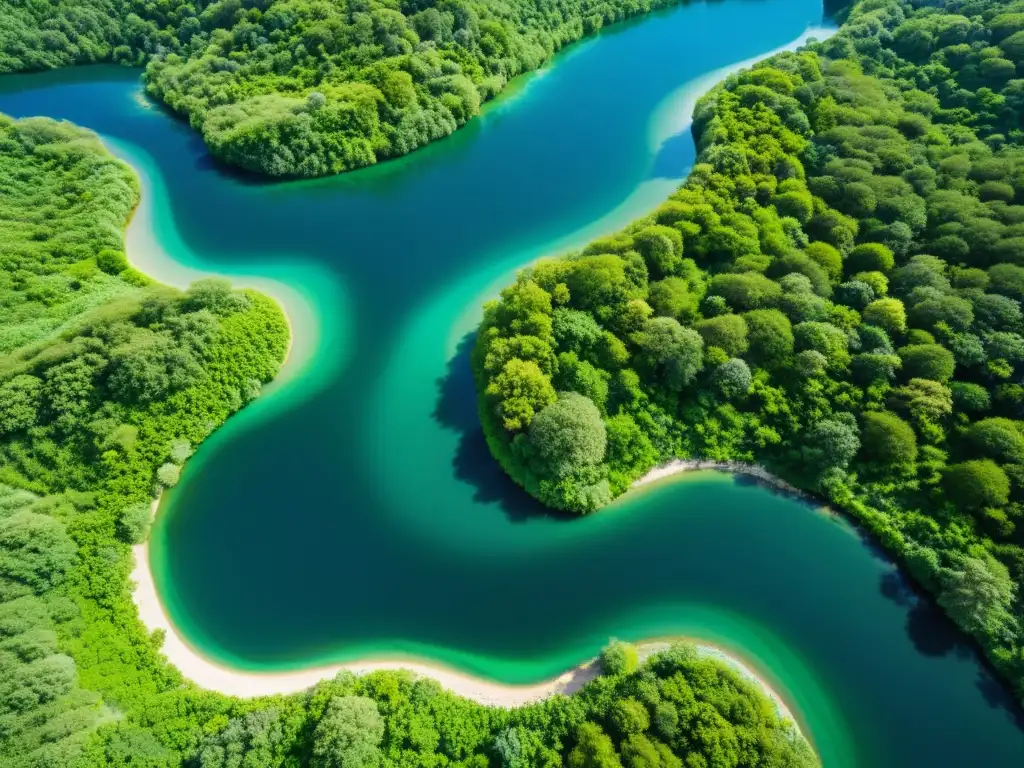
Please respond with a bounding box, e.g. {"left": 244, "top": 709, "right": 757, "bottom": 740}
{"left": 634, "top": 459, "right": 817, "bottom": 502}
{"left": 130, "top": 530, "right": 801, "bottom": 734}
{"left": 108, "top": 133, "right": 329, "bottom": 392}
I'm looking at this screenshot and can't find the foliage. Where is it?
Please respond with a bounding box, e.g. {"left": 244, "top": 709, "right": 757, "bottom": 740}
{"left": 0, "top": 114, "right": 289, "bottom": 767}
{"left": 1, "top": 0, "right": 691, "bottom": 177}
{"left": 600, "top": 640, "right": 639, "bottom": 676}
{"left": 0, "top": 109, "right": 816, "bottom": 766}
{"left": 312, "top": 696, "right": 385, "bottom": 768}
{"left": 475, "top": 0, "right": 1024, "bottom": 705}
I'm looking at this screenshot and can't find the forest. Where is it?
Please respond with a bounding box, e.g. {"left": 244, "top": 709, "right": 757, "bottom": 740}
{"left": 474, "top": 0, "right": 1024, "bottom": 705}
{"left": 0, "top": 0, "right": 687, "bottom": 176}
{"left": 0, "top": 114, "right": 813, "bottom": 765}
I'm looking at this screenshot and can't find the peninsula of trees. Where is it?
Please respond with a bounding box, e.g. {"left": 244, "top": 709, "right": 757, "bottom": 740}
{"left": 474, "top": 0, "right": 1024, "bottom": 704}
{"left": 0, "top": 0, "right": 686, "bottom": 177}
{"left": 0, "top": 114, "right": 814, "bottom": 765}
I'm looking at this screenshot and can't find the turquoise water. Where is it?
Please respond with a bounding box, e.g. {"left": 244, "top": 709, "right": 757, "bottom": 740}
{"left": 2, "top": 1, "right": 1023, "bottom": 765}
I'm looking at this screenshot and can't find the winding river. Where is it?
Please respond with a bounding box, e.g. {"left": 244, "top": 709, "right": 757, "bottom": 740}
{"left": 3, "top": 1, "right": 1024, "bottom": 764}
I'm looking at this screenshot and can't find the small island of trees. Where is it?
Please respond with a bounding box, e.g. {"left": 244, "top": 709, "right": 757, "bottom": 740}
{"left": 0, "top": 0, "right": 689, "bottom": 177}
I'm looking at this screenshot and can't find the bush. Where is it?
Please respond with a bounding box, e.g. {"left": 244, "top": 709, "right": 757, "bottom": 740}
{"left": 119, "top": 503, "right": 153, "bottom": 545}
{"left": 898, "top": 344, "right": 956, "bottom": 382}
{"left": 96, "top": 249, "right": 129, "bottom": 275}
{"left": 600, "top": 640, "right": 639, "bottom": 676}
{"left": 156, "top": 463, "right": 181, "bottom": 487}
{"left": 944, "top": 460, "right": 1010, "bottom": 512}
{"left": 861, "top": 411, "right": 918, "bottom": 468}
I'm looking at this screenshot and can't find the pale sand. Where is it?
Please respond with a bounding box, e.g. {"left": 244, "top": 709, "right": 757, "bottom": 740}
{"left": 130, "top": 518, "right": 801, "bottom": 737}
{"left": 633, "top": 459, "right": 815, "bottom": 501}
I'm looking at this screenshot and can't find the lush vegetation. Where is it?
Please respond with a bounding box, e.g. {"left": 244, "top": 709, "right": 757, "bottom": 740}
{"left": 0, "top": 113, "right": 812, "bottom": 766}
{"left": 0, "top": 0, "right": 691, "bottom": 177}
{"left": 474, "top": 0, "right": 1024, "bottom": 704}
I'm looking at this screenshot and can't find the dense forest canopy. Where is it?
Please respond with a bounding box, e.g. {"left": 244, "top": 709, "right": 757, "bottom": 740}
{"left": 0, "top": 113, "right": 813, "bottom": 764}
{"left": 0, "top": 113, "right": 289, "bottom": 765}
{"left": 474, "top": 0, "right": 1024, "bottom": 705}
{"left": 0, "top": 0, "right": 689, "bottom": 176}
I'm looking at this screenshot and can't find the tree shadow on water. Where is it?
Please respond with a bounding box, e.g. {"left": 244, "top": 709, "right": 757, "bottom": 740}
{"left": 432, "top": 332, "right": 560, "bottom": 523}
{"left": 879, "top": 571, "right": 972, "bottom": 658}
{"left": 976, "top": 669, "right": 1024, "bottom": 730}
{"left": 648, "top": 127, "right": 696, "bottom": 182}
{"left": 878, "top": 571, "right": 1024, "bottom": 729}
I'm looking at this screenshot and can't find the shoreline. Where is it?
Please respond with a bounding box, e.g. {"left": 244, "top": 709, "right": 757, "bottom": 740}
{"left": 128, "top": 538, "right": 801, "bottom": 729}
{"left": 633, "top": 459, "right": 822, "bottom": 505}
{"left": 114, "top": 19, "right": 817, "bottom": 740}
{"left": 109, "top": 134, "right": 319, "bottom": 390}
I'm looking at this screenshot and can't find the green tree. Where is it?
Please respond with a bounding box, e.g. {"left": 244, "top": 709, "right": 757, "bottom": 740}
{"left": 96, "top": 248, "right": 129, "bottom": 275}
{"left": 495, "top": 727, "right": 562, "bottom": 768}
{"left": 633, "top": 318, "right": 704, "bottom": 392}
{"left": 634, "top": 226, "right": 684, "bottom": 278}
{"left": 555, "top": 354, "right": 610, "bottom": 413}
{"left": 567, "top": 723, "right": 622, "bottom": 768}
{"left": 200, "top": 709, "right": 295, "bottom": 768}
{"left": 0, "top": 511, "right": 76, "bottom": 597}
{"left": 806, "top": 241, "right": 843, "bottom": 282}
{"left": 939, "top": 556, "right": 1017, "bottom": 638}
{"left": 605, "top": 415, "right": 657, "bottom": 490}
{"left": 898, "top": 344, "right": 955, "bottom": 382}
{"left": 989, "top": 264, "right": 1024, "bottom": 301}
{"left": 610, "top": 698, "right": 650, "bottom": 737}
{"left": 713, "top": 358, "right": 752, "bottom": 399}
{"left": 620, "top": 734, "right": 681, "bottom": 768}
{"left": 709, "top": 273, "right": 782, "bottom": 310}
{"left": 648, "top": 278, "right": 701, "bottom": 321}
{"left": 312, "top": 696, "right": 384, "bottom": 768}
{"left": 486, "top": 359, "right": 557, "bottom": 431}
{"left": 835, "top": 280, "right": 874, "bottom": 309}
{"left": 600, "top": 641, "right": 639, "bottom": 676}
{"left": 794, "top": 321, "right": 850, "bottom": 368}
{"left": 743, "top": 309, "right": 794, "bottom": 365}
{"left": 847, "top": 242, "right": 895, "bottom": 273}
{"left": 528, "top": 393, "right": 607, "bottom": 478}
{"left": 943, "top": 460, "right": 1010, "bottom": 513}
{"left": 966, "top": 418, "right": 1024, "bottom": 464}
{"left": 694, "top": 314, "right": 748, "bottom": 356}
{"left": 861, "top": 411, "right": 918, "bottom": 469}
{"left": 863, "top": 298, "right": 908, "bottom": 335}
{"left": 851, "top": 353, "right": 901, "bottom": 384}
{"left": 157, "top": 463, "right": 181, "bottom": 487}
{"left": 0, "top": 375, "right": 42, "bottom": 435}
{"left": 950, "top": 382, "right": 991, "bottom": 413}
{"left": 802, "top": 416, "right": 860, "bottom": 475}
{"left": 119, "top": 503, "right": 153, "bottom": 545}
{"left": 553, "top": 309, "right": 604, "bottom": 356}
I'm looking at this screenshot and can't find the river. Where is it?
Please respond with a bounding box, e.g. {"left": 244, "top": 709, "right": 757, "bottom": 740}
{"left": 2, "top": 0, "right": 1023, "bottom": 765}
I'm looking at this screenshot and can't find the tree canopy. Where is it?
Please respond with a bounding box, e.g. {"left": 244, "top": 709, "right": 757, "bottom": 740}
{"left": 1, "top": 0, "right": 693, "bottom": 177}
{"left": 474, "top": 0, "right": 1024, "bottom": 708}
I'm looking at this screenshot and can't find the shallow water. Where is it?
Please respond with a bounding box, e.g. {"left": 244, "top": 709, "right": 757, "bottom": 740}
{"left": 3, "top": 1, "right": 1024, "bottom": 764}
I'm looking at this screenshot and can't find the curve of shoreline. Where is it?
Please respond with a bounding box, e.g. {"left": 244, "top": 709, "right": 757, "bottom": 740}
{"left": 633, "top": 459, "right": 820, "bottom": 503}
{"left": 118, "top": 16, "right": 836, "bottom": 743}
{"left": 129, "top": 535, "right": 802, "bottom": 737}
